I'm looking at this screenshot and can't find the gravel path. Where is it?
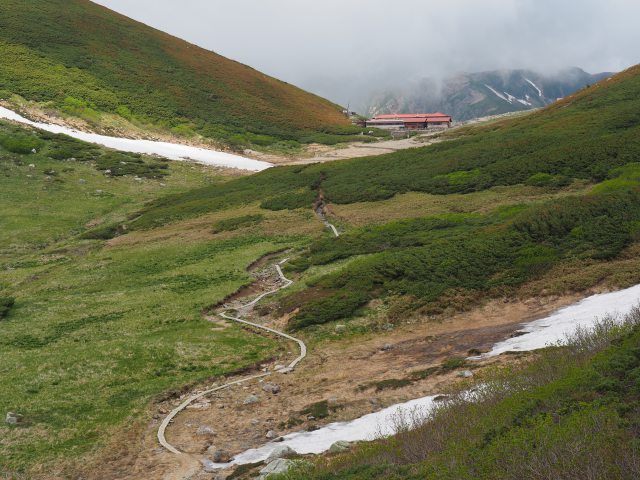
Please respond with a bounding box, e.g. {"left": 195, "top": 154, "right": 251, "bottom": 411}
{"left": 157, "top": 260, "right": 306, "bottom": 455}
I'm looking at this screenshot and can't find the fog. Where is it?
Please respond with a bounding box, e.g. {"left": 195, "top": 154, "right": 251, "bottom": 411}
{"left": 92, "top": 0, "right": 640, "bottom": 110}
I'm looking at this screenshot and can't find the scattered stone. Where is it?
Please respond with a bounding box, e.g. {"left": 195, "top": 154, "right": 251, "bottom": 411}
{"left": 104, "top": 169, "right": 111, "bottom": 174}
{"left": 265, "top": 445, "right": 296, "bottom": 462}
{"left": 28, "top": 164, "right": 35, "bottom": 168}
{"left": 381, "top": 343, "right": 393, "bottom": 351}
{"left": 5, "top": 412, "right": 23, "bottom": 425}
{"left": 262, "top": 383, "right": 281, "bottom": 395}
{"left": 265, "top": 430, "right": 278, "bottom": 440}
{"left": 328, "top": 441, "right": 351, "bottom": 454}
{"left": 31, "top": 148, "right": 37, "bottom": 154}
{"left": 334, "top": 324, "right": 346, "bottom": 334}
{"left": 243, "top": 394, "right": 260, "bottom": 405}
{"left": 381, "top": 323, "right": 395, "bottom": 331}
{"left": 458, "top": 370, "right": 474, "bottom": 378}
{"left": 307, "top": 415, "right": 316, "bottom": 421}
{"left": 159, "top": 408, "right": 168, "bottom": 414}
{"left": 209, "top": 449, "right": 232, "bottom": 463}
{"left": 258, "top": 458, "right": 294, "bottom": 479}
{"left": 134, "top": 176, "right": 142, "bottom": 182}
{"left": 79, "top": 178, "right": 86, "bottom": 184}
{"left": 196, "top": 425, "right": 216, "bottom": 436}
{"left": 251, "top": 418, "right": 260, "bottom": 425}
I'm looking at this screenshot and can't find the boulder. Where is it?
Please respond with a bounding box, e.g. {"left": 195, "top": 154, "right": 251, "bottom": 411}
{"left": 243, "top": 394, "right": 260, "bottom": 405}
{"left": 265, "top": 445, "right": 296, "bottom": 462}
{"left": 457, "top": 370, "right": 474, "bottom": 378}
{"left": 262, "top": 383, "right": 281, "bottom": 395}
{"left": 265, "top": 430, "right": 278, "bottom": 440}
{"left": 334, "top": 324, "right": 346, "bottom": 334}
{"left": 5, "top": 412, "right": 23, "bottom": 425}
{"left": 258, "top": 458, "right": 294, "bottom": 479}
{"left": 196, "top": 425, "right": 216, "bottom": 436}
{"left": 328, "top": 441, "right": 351, "bottom": 454}
{"left": 381, "top": 343, "right": 393, "bottom": 351}
{"left": 210, "top": 449, "right": 232, "bottom": 463}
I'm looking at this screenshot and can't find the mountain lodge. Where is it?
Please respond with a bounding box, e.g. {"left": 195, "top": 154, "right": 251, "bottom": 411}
{"left": 364, "top": 113, "right": 452, "bottom": 130}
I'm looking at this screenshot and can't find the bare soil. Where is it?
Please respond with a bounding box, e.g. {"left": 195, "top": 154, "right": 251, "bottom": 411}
{"left": 80, "top": 280, "right": 589, "bottom": 480}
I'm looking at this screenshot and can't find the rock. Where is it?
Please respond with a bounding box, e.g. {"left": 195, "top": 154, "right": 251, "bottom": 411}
{"left": 328, "top": 441, "right": 351, "bottom": 454}
{"left": 457, "top": 370, "right": 474, "bottom": 378}
{"left": 79, "top": 179, "right": 86, "bottom": 184}
{"left": 31, "top": 148, "right": 37, "bottom": 154}
{"left": 251, "top": 418, "right": 260, "bottom": 425}
{"left": 334, "top": 324, "right": 346, "bottom": 334}
{"left": 196, "top": 425, "right": 216, "bottom": 436}
{"left": 265, "top": 430, "right": 278, "bottom": 440}
{"left": 262, "top": 383, "right": 281, "bottom": 395}
{"left": 265, "top": 445, "right": 296, "bottom": 462}
{"left": 381, "top": 343, "right": 393, "bottom": 351}
{"left": 381, "top": 323, "right": 395, "bottom": 331}
{"left": 258, "top": 458, "right": 294, "bottom": 479}
{"left": 243, "top": 394, "right": 260, "bottom": 405}
{"left": 201, "top": 459, "right": 217, "bottom": 473}
{"left": 28, "top": 164, "right": 35, "bottom": 168}
{"left": 210, "top": 449, "right": 232, "bottom": 463}
{"left": 274, "top": 364, "right": 286, "bottom": 371}
{"left": 5, "top": 412, "right": 23, "bottom": 425}
{"left": 104, "top": 169, "right": 111, "bottom": 174}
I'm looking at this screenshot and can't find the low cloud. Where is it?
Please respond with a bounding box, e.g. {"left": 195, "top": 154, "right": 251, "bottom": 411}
{"left": 93, "top": 0, "right": 640, "bottom": 109}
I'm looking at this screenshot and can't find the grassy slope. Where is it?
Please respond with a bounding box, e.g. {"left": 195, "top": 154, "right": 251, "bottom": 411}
{"left": 0, "top": 0, "right": 353, "bottom": 146}
{"left": 125, "top": 65, "right": 640, "bottom": 332}
{"left": 0, "top": 122, "right": 319, "bottom": 474}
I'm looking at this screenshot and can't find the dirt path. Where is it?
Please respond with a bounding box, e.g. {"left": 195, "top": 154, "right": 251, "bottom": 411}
{"left": 157, "top": 260, "right": 307, "bottom": 456}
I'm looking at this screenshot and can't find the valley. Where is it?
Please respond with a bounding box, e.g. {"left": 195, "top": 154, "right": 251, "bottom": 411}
{"left": 1, "top": 2, "right": 639, "bottom": 479}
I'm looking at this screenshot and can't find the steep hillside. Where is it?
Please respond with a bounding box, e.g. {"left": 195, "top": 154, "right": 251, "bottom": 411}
{"left": 0, "top": 0, "right": 351, "bottom": 147}
{"left": 367, "top": 68, "right": 612, "bottom": 121}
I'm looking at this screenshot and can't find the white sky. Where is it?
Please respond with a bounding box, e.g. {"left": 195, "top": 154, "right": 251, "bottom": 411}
{"left": 92, "top": 0, "right": 640, "bottom": 109}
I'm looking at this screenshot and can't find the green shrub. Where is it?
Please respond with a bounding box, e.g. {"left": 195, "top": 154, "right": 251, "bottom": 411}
{"left": 213, "top": 214, "right": 264, "bottom": 233}
{"left": 0, "top": 297, "right": 15, "bottom": 319}
{"left": 0, "top": 134, "right": 43, "bottom": 154}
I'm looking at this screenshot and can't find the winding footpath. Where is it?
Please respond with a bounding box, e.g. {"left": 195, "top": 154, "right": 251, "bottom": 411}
{"left": 157, "top": 260, "right": 306, "bottom": 454}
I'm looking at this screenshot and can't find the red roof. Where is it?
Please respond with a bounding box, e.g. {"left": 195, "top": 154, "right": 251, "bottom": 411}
{"left": 373, "top": 113, "right": 451, "bottom": 121}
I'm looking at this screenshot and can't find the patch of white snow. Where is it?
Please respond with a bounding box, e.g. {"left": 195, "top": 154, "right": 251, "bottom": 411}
{"left": 484, "top": 85, "right": 511, "bottom": 103}
{"left": 481, "top": 284, "right": 640, "bottom": 357}
{"left": 0, "top": 106, "right": 272, "bottom": 172}
{"left": 524, "top": 78, "right": 543, "bottom": 97}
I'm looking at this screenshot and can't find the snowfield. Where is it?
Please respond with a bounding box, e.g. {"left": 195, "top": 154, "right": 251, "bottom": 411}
{"left": 0, "top": 106, "right": 272, "bottom": 171}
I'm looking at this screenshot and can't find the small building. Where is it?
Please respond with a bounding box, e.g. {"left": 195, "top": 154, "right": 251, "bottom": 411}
{"left": 365, "top": 112, "right": 452, "bottom": 130}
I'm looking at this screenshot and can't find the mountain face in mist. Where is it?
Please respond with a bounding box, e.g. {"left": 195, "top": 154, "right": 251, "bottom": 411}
{"left": 366, "top": 68, "right": 613, "bottom": 121}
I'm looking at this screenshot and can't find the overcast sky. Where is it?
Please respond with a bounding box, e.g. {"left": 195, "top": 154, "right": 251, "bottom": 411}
{"left": 93, "top": 0, "right": 639, "bottom": 109}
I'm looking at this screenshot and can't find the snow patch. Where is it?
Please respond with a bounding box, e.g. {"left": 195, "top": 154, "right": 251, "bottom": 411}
{"left": 525, "top": 78, "right": 543, "bottom": 97}
{"left": 481, "top": 284, "right": 640, "bottom": 357}
{"left": 484, "top": 84, "right": 511, "bottom": 103}
{"left": 209, "top": 395, "right": 438, "bottom": 468}
{"left": 0, "top": 106, "right": 272, "bottom": 172}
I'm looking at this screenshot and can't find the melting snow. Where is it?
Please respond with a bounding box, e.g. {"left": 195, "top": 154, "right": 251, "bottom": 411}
{"left": 0, "top": 106, "right": 272, "bottom": 171}
{"left": 481, "top": 284, "right": 640, "bottom": 357}
{"left": 524, "top": 78, "right": 543, "bottom": 97}
{"left": 485, "top": 84, "right": 511, "bottom": 103}
{"left": 209, "top": 395, "right": 438, "bottom": 468}
{"left": 207, "top": 284, "right": 640, "bottom": 468}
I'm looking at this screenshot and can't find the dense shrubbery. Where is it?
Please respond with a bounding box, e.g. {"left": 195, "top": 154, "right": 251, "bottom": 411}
{"left": 212, "top": 214, "right": 264, "bottom": 233}
{"left": 0, "top": 122, "right": 169, "bottom": 179}
{"left": 284, "top": 190, "right": 640, "bottom": 329}
{"left": 0, "top": 297, "right": 15, "bottom": 319}
{"left": 282, "top": 311, "right": 640, "bottom": 480}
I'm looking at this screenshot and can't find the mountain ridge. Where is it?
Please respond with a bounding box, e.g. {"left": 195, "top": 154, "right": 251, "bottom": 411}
{"left": 367, "top": 67, "right": 613, "bottom": 121}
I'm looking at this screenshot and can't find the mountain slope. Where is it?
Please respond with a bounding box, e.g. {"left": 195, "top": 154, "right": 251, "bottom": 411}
{"left": 126, "top": 65, "right": 640, "bottom": 331}
{"left": 0, "top": 0, "right": 350, "bottom": 145}
{"left": 367, "top": 68, "right": 612, "bottom": 121}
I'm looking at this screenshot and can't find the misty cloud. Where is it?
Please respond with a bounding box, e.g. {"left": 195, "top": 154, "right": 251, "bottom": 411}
{"left": 92, "top": 0, "right": 640, "bottom": 109}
